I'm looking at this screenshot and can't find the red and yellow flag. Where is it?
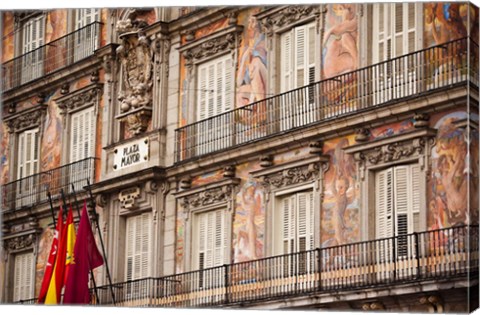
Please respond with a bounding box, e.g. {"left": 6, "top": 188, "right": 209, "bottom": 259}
{"left": 64, "top": 206, "right": 76, "bottom": 284}
{"left": 45, "top": 207, "right": 68, "bottom": 304}
{"left": 37, "top": 207, "right": 63, "bottom": 304}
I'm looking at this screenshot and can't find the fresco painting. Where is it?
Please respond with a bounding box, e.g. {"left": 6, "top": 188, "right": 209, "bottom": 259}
{"left": 428, "top": 111, "right": 473, "bottom": 230}
{"left": 191, "top": 169, "right": 223, "bottom": 187}
{"left": 233, "top": 161, "right": 264, "bottom": 263}
{"left": 2, "top": 13, "right": 14, "bottom": 62}
{"left": 369, "top": 118, "right": 415, "bottom": 141}
{"left": 0, "top": 123, "right": 10, "bottom": 186}
{"left": 470, "top": 123, "right": 479, "bottom": 225}
{"left": 175, "top": 217, "right": 185, "bottom": 274}
{"left": 194, "top": 18, "right": 229, "bottom": 39}
{"left": 235, "top": 9, "right": 268, "bottom": 138}
{"left": 321, "top": 4, "right": 359, "bottom": 114}
{"left": 425, "top": 3, "right": 471, "bottom": 47}
{"left": 40, "top": 92, "right": 63, "bottom": 173}
{"left": 321, "top": 135, "right": 359, "bottom": 249}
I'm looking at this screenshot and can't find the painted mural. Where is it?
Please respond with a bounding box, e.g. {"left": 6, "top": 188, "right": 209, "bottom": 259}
{"left": 0, "top": 123, "right": 10, "bottom": 186}
{"left": 235, "top": 9, "right": 268, "bottom": 136}
{"left": 2, "top": 13, "right": 14, "bottom": 62}
{"left": 424, "top": 3, "right": 471, "bottom": 47}
{"left": 369, "top": 118, "right": 415, "bottom": 141}
{"left": 321, "top": 4, "right": 359, "bottom": 112}
{"left": 41, "top": 94, "right": 63, "bottom": 173}
{"left": 321, "top": 135, "right": 359, "bottom": 248}
{"left": 428, "top": 111, "right": 474, "bottom": 230}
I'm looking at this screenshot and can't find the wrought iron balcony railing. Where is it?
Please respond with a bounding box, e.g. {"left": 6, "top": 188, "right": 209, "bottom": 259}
{"left": 1, "top": 157, "right": 97, "bottom": 213}
{"left": 85, "top": 225, "right": 477, "bottom": 308}
{"left": 2, "top": 22, "right": 101, "bottom": 91}
{"left": 175, "top": 37, "right": 479, "bottom": 162}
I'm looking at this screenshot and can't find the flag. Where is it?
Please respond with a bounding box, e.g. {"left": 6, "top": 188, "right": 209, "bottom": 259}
{"left": 63, "top": 201, "right": 104, "bottom": 304}
{"left": 37, "top": 207, "right": 64, "bottom": 304}
{"left": 45, "top": 205, "right": 72, "bottom": 304}
{"left": 64, "top": 206, "right": 76, "bottom": 284}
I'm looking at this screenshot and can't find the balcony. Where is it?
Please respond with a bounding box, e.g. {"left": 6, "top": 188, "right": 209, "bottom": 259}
{"left": 82, "top": 225, "right": 477, "bottom": 308}
{"left": 175, "top": 37, "right": 479, "bottom": 163}
{"left": 1, "top": 157, "right": 97, "bottom": 213}
{"left": 2, "top": 22, "right": 101, "bottom": 91}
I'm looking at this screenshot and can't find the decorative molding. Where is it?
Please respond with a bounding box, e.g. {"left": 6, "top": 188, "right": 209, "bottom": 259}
{"left": 252, "top": 155, "right": 329, "bottom": 192}
{"left": 145, "top": 180, "right": 159, "bottom": 194}
{"left": 95, "top": 194, "right": 108, "bottom": 207}
{"left": 260, "top": 155, "right": 274, "bottom": 168}
{"left": 2, "top": 229, "right": 40, "bottom": 252}
{"left": 115, "top": 20, "right": 154, "bottom": 134}
{"left": 354, "top": 128, "right": 370, "bottom": 142}
{"left": 56, "top": 83, "right": 103, "bottom": 115}
{"left": 309, "top": 140, "right": 324, "bottom": 155}
{"left": 118, "top": 186, "right": 141, "bottom": 210}
{"left": 344, "top": 128, "right": 437, "bottom": 179}
{"left": 223, "top": 165, "right": 236, "bottom": 178}
{"left": 4, "top": 105, "right": 47, "bottom": 133}
{"left": 413, "top": 113, "right": 430, "bottom": 128}
{"left": 178, "top": 25, "right": 244, "bottom": 70}
{"left": 257, "top": 5, "right": 321, "bottom": 37}
{"left": 175, "top": 178, "right": 241, "bottom": 215}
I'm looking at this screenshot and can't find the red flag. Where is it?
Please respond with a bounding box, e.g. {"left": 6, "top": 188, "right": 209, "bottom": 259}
{"left": 63, "top": 201, "right": 104, "bottom": 304}
{"left": 37, "top": 207, "right": 64, "bottom": 304}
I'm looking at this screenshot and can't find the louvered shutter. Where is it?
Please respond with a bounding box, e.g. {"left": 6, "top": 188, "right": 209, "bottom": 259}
{"left": 196, "top": 209, "right": 226, "bottom": 270}
{"left": 411, "top": 164, "right": 421, "bottom": 232}
{"left": 297, "top": 192, "right": 314, "bottom": 252}
{"left": 375, "top": 168, "right": 394, "bottom": 240}
{"left": 70, "top": 107, "right": 95, "bottom": 162}
{"left": 125, "top": 213, "right": 150, "bottom": 281}
{"left": 75, "top": 9, "right": 99, "bottom": 61}
{"left": 280, "top": 31, "right": 292, "bottom": 92}
{"left": 394, "top": 166, "right": 410, "bottom": 257}
{"left": 13, "top": 252, "right": 34, "bottom": 302}
{"left": 17, "top": 129, "right": 39, "bottom": 179}
{"left": 282, "top": 195, "right": 295, "bottom": 254}
{"left": 22, "top": 15, "right": 45, "bottom": 83}
{"left": 294, "top": 26, "right": 306, "bottom": 88}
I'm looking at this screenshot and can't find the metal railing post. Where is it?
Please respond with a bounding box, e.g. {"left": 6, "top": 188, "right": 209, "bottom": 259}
{"left": 317, "top": 247, "right": 322, "bottom": 292}
{"left": 224, "top": 264, "right": 229, "bottom": 304}
{"left": 414, "top": 232, "right": 420, "bottom": 278}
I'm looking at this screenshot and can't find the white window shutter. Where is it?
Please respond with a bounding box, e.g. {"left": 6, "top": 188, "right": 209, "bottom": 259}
{"left": 125, "top": 213, "right": 151, "bottom": 281}
{"left": 294, "top": 25, "right": 306, "bottom": 88}
{"left": 280, "top": 31, "right": 292, "bottom": 92}
{"left": 393, "top": 165, "right": 409, "bottom": 238}
{"left": 18, "top": 129, "right": 39, "bottom": 179}
{"left": 224, "top": 58, "right": 233, "bottom": 112}
{"left": 71, "top": 107, "right": 95, "bottom": 162}
{"left": 76, "top": 8, "right": 99, "bottom": 29}
{"left": 282, "top": 196, "right": 295, "bottom": 254}
{"left": 411, "top": 164, "right": 421, "bottom": 232}
{"left": 13, "top": 252, "right": 34, "bottom": 301}
{"left": 296, "top": 192, "right": 314, "bottom": 252}
{"left": 195, "top": 209, "right": 226, "bottom": 269}
{"left": 197, "top": 211, "right": 207, "bottom": 270}
{"left": 197, "top": 55, "right": 233, "bottom": 121}
{"left": 375, "top": 168, "right": 393, "bottom": 239}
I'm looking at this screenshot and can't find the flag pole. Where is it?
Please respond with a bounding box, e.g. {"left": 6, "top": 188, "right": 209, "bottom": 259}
{"left": 77, "top": 181, "right": 116, "bottom": 305}
{"left": 66, "top": 186, "right": 101, "bottom": 304}
{"left": 47, "top": 191, "right": 56, "bottom": 226}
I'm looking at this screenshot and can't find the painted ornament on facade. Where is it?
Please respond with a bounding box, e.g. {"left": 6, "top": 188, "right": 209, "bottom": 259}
{"left": 321, "top": 136, "right": 359, "bottom": 248}
{"left": 236, "top": 9, "right": 268, "bottom": 136}
{"left": 233, "top": 162, "right": 264, "bottom": 263}
{"left": 41, "top": 99, "right": 62, "bottom": 174}
{"left": 35, "top": 227, "right": 54, "bottom": 296}
{"left": 428, "top": 111, "right": 475, "bottom": 230}
{"left": 322, "top": 4, "right": 359, "bottom": 112}
{"left": 0, "top": 123, "right": 10, "bottom": 186}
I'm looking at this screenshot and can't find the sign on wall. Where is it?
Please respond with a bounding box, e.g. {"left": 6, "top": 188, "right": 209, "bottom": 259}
{"left": 113, "top": 138, "right": 149, "bottom": 171}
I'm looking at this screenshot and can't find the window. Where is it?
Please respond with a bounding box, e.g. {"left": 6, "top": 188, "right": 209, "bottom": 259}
{"left": 13, "top": 252, "right": 34, "bottom": 302}
{"left": 74, "top": 9, "right": 99, "bottom": 61}
{"left": 275, "top": 191, "right": 314, "bottom": 255}
{"left": 275, "top": 191, "right": 314, "bottom": 276}
{"left": 280, "top": 23, "right": 316, "bottom": 130}
{"left": 125, "top": 213, "right": 151, "bottom": 281}
{"left": 192, "top": 208, "right": 227, "bottom": 288}
{"left": 70, "top": 106, "right": 95, "bottom": 162}
{"left": 196, "top": 55, "right": 233, "bottom": 154}
{"left": 197, "top": 55, "right": 233, "bottom": 121}
{"left": 372, "top": 3, "right": 420, "bottom": 102}
{"left": 193, "top": 208, "right": 227, "bottom": 270}
{"left": 375, "top": 164, "right": 420, "bottom": 264}
{"left": 69, "top": 106, "right": 95, "bottom": 191}
{"left": 17, "top": 129, "right": 39, "bottom": 207}
{"left": 21, "top": 15, "right": 45, "bottom": 83}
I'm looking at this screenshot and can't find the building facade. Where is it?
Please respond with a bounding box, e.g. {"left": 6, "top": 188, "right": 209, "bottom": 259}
{"left": 0, "top": 4, "right": 479, "bottom": 312}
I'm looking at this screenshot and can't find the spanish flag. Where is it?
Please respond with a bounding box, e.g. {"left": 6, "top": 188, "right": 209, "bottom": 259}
{"left": 64, "top": 206, "right": 76, "bottom": 284}
{"left": 45, "top": 207, "right": 68, "bottom": 304}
